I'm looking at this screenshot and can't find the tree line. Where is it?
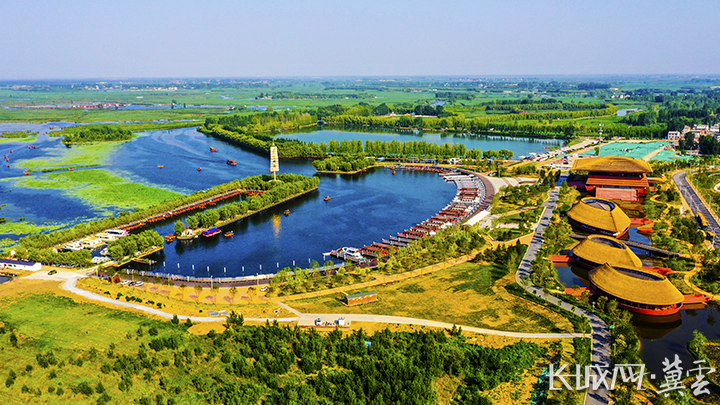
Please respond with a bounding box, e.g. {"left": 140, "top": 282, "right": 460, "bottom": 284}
{"left": 61, "top": 125, "right": 133, "bottom": 144}
{"left": 311, "top": 154, "right": 376, "bottom": 172}
{"left": 2, "top": 314, "right": 549, "bottom": 405}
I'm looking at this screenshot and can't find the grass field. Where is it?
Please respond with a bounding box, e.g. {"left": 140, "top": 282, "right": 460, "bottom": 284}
{"left": 14, "top": 169, "right": 180, "bottom": 212}
{"left": 289, "top": 262, "right": 574, "bottom": 334}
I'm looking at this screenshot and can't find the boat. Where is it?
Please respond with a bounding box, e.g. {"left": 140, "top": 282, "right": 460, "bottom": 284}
{"left": 67, "top": 168, "right": 74, "bottom": 171}
{"left": 158, "top": 165, "right": 164, "bottom": 168}
{"left": 284, "top": 210, "right": 290, "bottom": 216}
{"left": 23, "top": 171, "right": 30, "bottom": 175}
{"left": 224, "top": 231, "right": 234, "bottom": 238}
{"left": 106, "top": 229, "right": 129, "bottom": 237}
{"left": 324, "top": 196, "right": 331, "bottom": 201}
{"left": 197, "top": 167, "right": 203, "bottom": 171}
{"left": 202, "top": 228, "right": 221, "bottom": 237}
{"left": 165, "top": 234, "right": 176, "bottom": 243}
{"left": 392, "top": 170, "right": 396, "bottom": 175}
{"left": 226, "top": 160, "right": 237, "bottom": 166}
{"left": 210, "top": 148, "right": 217, "bottom": 152}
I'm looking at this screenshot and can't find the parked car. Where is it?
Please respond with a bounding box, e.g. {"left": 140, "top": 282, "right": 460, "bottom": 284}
{"left": 47, "top": 269, "right": 57, "bottom": 275}
{"left": 135, "top": 281, "right": 144, "bottom": 287}
{"left": 260, "top": 286, "right": 268, "bottom": 292}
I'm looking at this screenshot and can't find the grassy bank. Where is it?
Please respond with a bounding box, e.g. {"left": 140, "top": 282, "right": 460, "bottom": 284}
{"left": 290, "top": 261, "right": 574, "bottom": 334}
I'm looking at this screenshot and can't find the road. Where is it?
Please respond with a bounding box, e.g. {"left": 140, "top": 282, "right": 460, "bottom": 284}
{"left": 515, "top": 175, "right": 611, "bottom": 405}
{"left": 673, "top": 170, "right": 720, "bottom": 248}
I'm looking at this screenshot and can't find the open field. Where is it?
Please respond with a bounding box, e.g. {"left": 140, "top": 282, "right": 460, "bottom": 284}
{"left": 77, "top": 277, "right": 293, "bottom": 319}
{"left": 289, "top": 262, "right": 574, "bottom": 334}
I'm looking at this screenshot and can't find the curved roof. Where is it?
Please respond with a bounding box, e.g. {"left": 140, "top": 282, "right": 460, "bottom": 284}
{"left": 572, "top": 156, "right": 652, "bottom": 174}
{"left": 572, "top": 235, "right": 643, "bottom": 269}
{"left": 567, "top": 197, "right": 631, "bottom": 234}
{"left": 589, "top": 263, "right": 684, "bottom": 306}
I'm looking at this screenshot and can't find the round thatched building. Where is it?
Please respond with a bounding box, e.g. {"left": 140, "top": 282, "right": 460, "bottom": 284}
{"left": 589, "top": 263, "right": 684, "bottom": 315}
{"left": 567, "top": 197, "right": 631, "bottom": 237}
{"left": 571, "top": 234, "right": 642, "bottom": 270}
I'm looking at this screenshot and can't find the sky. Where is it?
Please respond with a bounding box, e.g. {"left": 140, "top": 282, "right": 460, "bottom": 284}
{"left": 0, "top": 0, "right": 717, "bottom": 80}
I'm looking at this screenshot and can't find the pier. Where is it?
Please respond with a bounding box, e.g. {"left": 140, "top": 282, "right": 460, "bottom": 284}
{"left": 122, "top": 188, "right": 266, "bottom": 231}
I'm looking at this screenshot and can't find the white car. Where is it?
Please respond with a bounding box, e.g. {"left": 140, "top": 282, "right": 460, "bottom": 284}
{"left": 121, "top": 280, "right": 130, "bottom": 285}
{"left": 260, "top": 286, "right": 268, "bottom": 292}
{"left": 135, "top": 281, "right": 144, "bottom": 287}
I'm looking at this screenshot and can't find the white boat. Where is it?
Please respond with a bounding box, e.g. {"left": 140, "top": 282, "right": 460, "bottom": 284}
{"left": 106, "top": 229, "right": 129, "bottom": 238}
{"left": 96, "top": 232, "right": 119, "bottom": 242}
{"left": 80, "top": 238, "right": 105, "bottom": 250}
{"left": 63, "top": 242, "right": 84, "bottom": 251}
{"left": 100, "top": 247, "right": 109, "bottom": 256}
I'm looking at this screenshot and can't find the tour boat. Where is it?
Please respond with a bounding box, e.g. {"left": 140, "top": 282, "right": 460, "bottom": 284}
{"left": 106, "top": 229, "right": 129, "bottom": 238}
{"left": 197, "top": 167, "right": 203, "bottom": 171}
{"left": 392, "top": 170, "right": 396, "bottom": 175}
{"left": 165, "top": 234, "right": 176, "bottom": 243}
{"left": 23, "top": 171, "right": 30, "bottom": 175}
{"left": 224, "top": 231, "right": 234, "bottom": 238}
{"left": 284, "top": 210, "right": 290, "bottom": 216}
{"left": 226, "top": 160, "right": 237, "bottom": 166}
{"left": 202, "top": 228, "right": 221, "bottom": 237}
{"left": 158, "top": 165, "right": 164, "bottom": 168}
{"left": 324, "top": 196, "right": 331, "bottom": 201}
{"left": 210, "top": 148, "right": 217, "bottom": 152}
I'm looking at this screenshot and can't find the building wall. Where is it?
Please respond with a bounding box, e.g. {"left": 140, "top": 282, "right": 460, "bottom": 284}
{"left": 347, "top": 294, "right": 378, "bottom": 306}
{"left": 596, "top": 188, "right": 638, "bottom": 202}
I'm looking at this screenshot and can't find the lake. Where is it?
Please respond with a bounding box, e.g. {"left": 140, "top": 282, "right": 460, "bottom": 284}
{"left": 279, "top": 128, "right": 564, "bottom": 156}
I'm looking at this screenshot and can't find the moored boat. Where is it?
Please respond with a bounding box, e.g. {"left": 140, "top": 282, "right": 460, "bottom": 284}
{"left": 224, "top": 231, "right": 234, "bottom": 238}
{"left": 165, "top": 234, "right": 176, "bottom": 243}
{"left": 202, "top": 228, "right": 221, "bottom": 237}
{"left": 210, "top": 148, "right": 217, "bottom": 152}
{"left": 324, "top": 196, "right": 331, "bottom": 201}
{"left": 197, "top": 167, "right": 203, "bottom": 171}
{"left": 158, "top": 165, "right": 164, "bottom": 168}
{"left": 23, "top": 171, "right": 30, "bottom": 175}
{"left": 283, "top": 210, "right": 290, "bottom": 216}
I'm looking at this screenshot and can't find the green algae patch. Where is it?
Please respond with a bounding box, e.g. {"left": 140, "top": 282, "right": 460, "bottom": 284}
{"left": 14, "top": 169, "right": 181, "bottom": 211}
{"left": 0, "top": 221, "right": 64, "bottom": 236}
{"left": 17, "top": 141, "right": 120, "bottom": 170}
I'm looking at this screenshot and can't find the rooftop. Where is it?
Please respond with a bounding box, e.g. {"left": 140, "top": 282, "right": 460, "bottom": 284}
{"left": 572, "top": 156, "right": 653, "bottom": 174}
{"left": 572, "top": 235, "right": 643, "bottom": 269}
{"left": 567, "top": 197, "right": 631, "bottom": 234}
{"left": 589, "top": 263, "right": 684, "bottom": 306}
{"left": 345, "top": 291, "right": 377, "bottom": 300}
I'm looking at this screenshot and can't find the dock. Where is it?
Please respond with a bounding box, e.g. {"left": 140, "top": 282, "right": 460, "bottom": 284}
{"left": 328, "top": 166, "right": 492, "bottom": 262}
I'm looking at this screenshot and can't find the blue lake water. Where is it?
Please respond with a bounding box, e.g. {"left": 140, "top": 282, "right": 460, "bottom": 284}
{"left": 280, "top": 128, "right": 564, "bottom": 156}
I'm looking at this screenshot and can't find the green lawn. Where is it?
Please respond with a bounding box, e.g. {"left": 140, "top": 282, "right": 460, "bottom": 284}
{"left": 290, "top": 262, "right": 574, "bottom": 334}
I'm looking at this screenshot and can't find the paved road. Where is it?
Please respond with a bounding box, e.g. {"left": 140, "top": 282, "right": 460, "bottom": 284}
{"left": 515, "top": 175, "right": 611, "bottom": 405}
{"left": 673, "top": 171, "right": 720, "bottom": 248}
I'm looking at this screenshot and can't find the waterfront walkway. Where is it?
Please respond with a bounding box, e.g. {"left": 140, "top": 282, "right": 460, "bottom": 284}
{"left": 515, "top": 175, "right": 611, "bottom": 405}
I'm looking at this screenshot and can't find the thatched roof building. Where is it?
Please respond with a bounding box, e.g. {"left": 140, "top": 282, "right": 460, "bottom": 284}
{"left": 571, "top": 235, "right": 643, "bottom": 269}
{"left": 572, "top": 156, "right": 652, "bottom": 174}
{"left": 567, "top": 197, "right": 631, "bottom": 237}
{"left": 589, "top": 263, "right": 684, "bottom": 315}
{"left": 572, "top": 156, "right": 652, "bottom": 202}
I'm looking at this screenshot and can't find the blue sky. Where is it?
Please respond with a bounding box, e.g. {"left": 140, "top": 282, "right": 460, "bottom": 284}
{"left": 0, "top": 0, "right": 716, "bottom": 79}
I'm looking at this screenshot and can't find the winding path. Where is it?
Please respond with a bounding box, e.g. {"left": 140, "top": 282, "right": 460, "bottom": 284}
{"left": 58, "top": 276, "right": 583, "bottom": 339}
{"left": 515, "top": 175, "right": 611, "bottom": 405}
